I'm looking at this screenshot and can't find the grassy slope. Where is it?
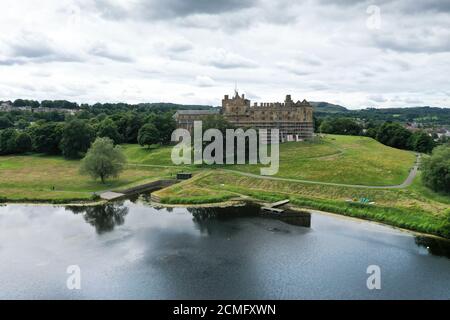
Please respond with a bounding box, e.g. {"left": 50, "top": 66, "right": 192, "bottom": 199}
{"left": 0, "top": 154, "right": 177, "bottom": 202}
{"left": 155, "top": 170, "right": 450, "bottom": 238}
{"left": 123, "top": 135, "right": 416, "bottom": 186}
{"left": 229, "top": 135, "right": 416, "bottom": 185}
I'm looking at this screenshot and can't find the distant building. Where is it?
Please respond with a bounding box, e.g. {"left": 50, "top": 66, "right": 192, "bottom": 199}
{"left": 174, "top": 91, "right": 314, "bottom": 142}
{"left": 173, "top": 109, "right": 221, "bottom": 132}
{"left": 0, "top": 102, "right": 13, "bottom": 112}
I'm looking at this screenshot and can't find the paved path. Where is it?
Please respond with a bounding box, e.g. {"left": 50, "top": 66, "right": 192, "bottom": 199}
{"left": 223, "top": 153, "right": 420, "bottom": 189}
{"left": 127, "top": 153, "right": 420, "bottom": 190}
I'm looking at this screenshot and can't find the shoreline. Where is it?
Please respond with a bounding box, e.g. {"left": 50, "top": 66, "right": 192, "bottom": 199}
{"left": 2, "top": 196, "right": 449, "bottom": 242}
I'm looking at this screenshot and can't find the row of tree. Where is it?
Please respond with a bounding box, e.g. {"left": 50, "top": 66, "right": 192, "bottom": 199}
{"left": 318, "top": 117, "right": 438, "bottom": 153}
{"left": 0, "top": 112, "right": 176, "bottom": 157}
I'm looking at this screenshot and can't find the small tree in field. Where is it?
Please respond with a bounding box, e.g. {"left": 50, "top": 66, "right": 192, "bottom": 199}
{"left": 80, "top": 137, "right": 126, "bottom": 183}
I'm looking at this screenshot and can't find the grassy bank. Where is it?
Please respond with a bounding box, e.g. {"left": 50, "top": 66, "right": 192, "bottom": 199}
{"left": 122, "top": 135, "right": 416, "bottom": 186}
{"left": 1, "top": 134, "right": 449, "bottom": 239}
{"left": 0, "top": 154, "right": 179, "bottom": 202}
{"left": 153, "top": 171, "right": 450, "bottom": 238}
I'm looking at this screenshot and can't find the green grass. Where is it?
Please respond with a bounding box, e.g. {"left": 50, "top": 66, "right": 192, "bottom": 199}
{"left": 154, "top": 171, "right": 450, "bottom": 238}
{"left": 122, "top": 135, "right": 416, "bottom": 186}
{"left": 0, "top": 153, "right": 178, "bottom": 202}
{"left": 229, "top": 135, "right": 416, "bottom": 185}
{"left": 2, "top": 135, "right": 449, "bottom": 238}
{"left": 122, "top": 144, "right": 178, "bottom": 166}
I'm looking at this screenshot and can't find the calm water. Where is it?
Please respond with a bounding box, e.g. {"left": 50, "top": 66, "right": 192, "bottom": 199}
{"left": 0, "top": 199, "right": 449, "bottom": 299}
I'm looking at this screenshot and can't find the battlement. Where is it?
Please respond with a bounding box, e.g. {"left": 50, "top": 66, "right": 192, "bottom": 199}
{"left": 177, "top": 91, "right": 314, "bottom": 141}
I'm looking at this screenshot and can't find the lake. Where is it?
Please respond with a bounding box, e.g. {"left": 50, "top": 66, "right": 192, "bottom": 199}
{"left": 0, "top": 198, "right": 449, "bottom": 299}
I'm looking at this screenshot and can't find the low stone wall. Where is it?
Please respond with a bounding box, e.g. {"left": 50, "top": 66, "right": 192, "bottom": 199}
{"left": 120, "top": 179, "right": 178, "bottom": 195}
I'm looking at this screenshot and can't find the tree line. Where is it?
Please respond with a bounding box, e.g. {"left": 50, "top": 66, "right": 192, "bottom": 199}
{"left": 0, "top": 111, "right": 176, "bottom": 158}
{"left": 317, "top": 117, "right": 444, "bottom": 153}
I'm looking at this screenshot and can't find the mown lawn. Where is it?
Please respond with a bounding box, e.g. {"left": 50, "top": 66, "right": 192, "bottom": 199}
{"left": 0, "top": 154, "right": 178, "bottom": 202}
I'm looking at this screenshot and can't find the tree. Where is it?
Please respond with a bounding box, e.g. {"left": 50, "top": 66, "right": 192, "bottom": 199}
{"left": 15, "top": 119, "right": 30, "bottom": 130}
{"left": 138, "top": 123, "right": 159, "bottom": 148}
{"left": 421, "top": 144, "right": 450, "bottom": 193}
{"left": 146, "top": 113, "right": 176, "bottom": 144}
{"left": 15, "top": 132, "right": 32, "bottom": 153}
{"left": 376, "top": 122, "right": 412, "bottom": 150}
{"left": 117, "top": 112, "right": 143, "bottom": 143}
{"left": 409, "top": 131, "right": 435, "bottom": 153}
{"left": 80, "top": 137, "right": 126, "bottom": 183}
{"left": 96, "top": 118, "right": 121, "bottom": 144}
{"left": 319, "top": 118, "right": 362, "bottom": 136}
{"left": 29, "top": 122, "right": 63, "bottom": 154}
{"left": 0, "top": 128, "right": 18, "bottom": 155}
{"left": 60, "top": 119, "right": 95, "bottom": 159}
{"left": 0, "top": 116, "right": 13, "bottom": 130}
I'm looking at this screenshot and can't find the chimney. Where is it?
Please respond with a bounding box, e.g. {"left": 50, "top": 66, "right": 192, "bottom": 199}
{"left": 224, "top": 95, "right": 229, "bottom": 100}
{"left": 286, "top": 94, "right": 292, "bottom": 102}
{"left": 242, "top": 94, "right": 245, "bottom": 99}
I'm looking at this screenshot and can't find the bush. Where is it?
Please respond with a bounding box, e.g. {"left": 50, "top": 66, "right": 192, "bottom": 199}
{"left": 421, "top": 145, "right": 450, "bottom": 194}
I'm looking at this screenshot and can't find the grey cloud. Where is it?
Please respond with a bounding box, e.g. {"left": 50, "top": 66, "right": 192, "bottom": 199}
{"left": 369, "top": 94, "right": 387, "bottom": 103}
{"left": 89, "top": 43, "right": 134, "bottom": 62}
{"left": 396, "top": 0, "right": 450, "bottom": 13}
{"left": 139, "top": 0, "right": 257, "bottom": 18}
{"left": 207, "top": 49, "right": 258, "bottom": 69}
{"left": 93, "top": 0, "right": 257, "bottom": 20}
{"left": 3, "top": 31, "right": 82, "bottom": 64}
{"left": 372, "top": 30, "right": 450, "bottom": 53}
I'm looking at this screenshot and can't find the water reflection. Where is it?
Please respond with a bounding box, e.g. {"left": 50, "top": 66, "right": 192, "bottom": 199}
{"left": 188, "top": 203, "right": 311, "bottom": 235}
{"left": 63, "top": 199, "right": 450, "bottom": 260}
{"left": 66, "top": 202, "right": 129, "bottom": 234}
{"left": 415, "top": 236, "right": 450, "bottom": 259}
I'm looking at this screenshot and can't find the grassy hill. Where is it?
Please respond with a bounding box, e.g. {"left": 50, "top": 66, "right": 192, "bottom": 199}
{"left": 123, "top": 135, "right": 416, "bottom": 186}
{"left": 310, "top": 101, "right": 348, "bottom": 113}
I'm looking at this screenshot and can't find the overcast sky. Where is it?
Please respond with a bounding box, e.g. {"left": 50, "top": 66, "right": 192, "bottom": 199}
{"left": 0, "top": 0, "right": 449, "bottom": 109}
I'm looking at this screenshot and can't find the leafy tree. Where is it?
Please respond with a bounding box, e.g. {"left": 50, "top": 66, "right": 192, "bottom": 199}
{"left": 15, "top": 119, "right": 30, "bottom": 130}
{"left": 313, "top": 116, "right": 322, "bottom": 132}
{"left": 13, "top": 99, "right": 39, "bottom": 108}
{"left": 60, "top": 119, "right": 95, "bottom": 159}
{"left": 376, "top": 122, "right": 412, "bottom": 150}
{"left": 409, "top": 131, "right": 435, "bottom": 153}
{"left": 0, "top": 116, "right": 13, "bottom": 130}
{"left": 365, "top": 127, "right": 379, "bottom": 139}
{"left": 119, "top": 112, "right": 143, "bottom": 143}
{"left": 96, "top": 118, "right": 121, "bottom": 144}
{"left": 147, "top": 113, "right": 176, "bottom": 144}
{"left": 202, "top": 114, "right": 235, "bottom": 134}
{"left": 15, "top": 132, "right": 32, "bottom": 153}
{"left": 0, "top": 128, "right": 18, "bottom": 154}
{"left": 138, "top": 123, "right": 160, "bottom": 148}
{"left": 421, "top": 144, "right": 450, "bottom": 193}
{"left": 80, "top": 137, "right": 126, "bottom": 183}
{"left": 319, "top": 118, "right": 362, "bottom": 136}
{"left": 29, "top": 122, "right": 64, "bottom": 154}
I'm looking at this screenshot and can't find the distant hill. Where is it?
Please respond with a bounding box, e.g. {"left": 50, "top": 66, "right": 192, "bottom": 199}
{"left": 313, "top": 105, "right": 450, "bottom": 125}
{"left": 344, "top": 106, "right": 450, "bottom": 125}
{"left": 310, "top": 101, "right": 348, "bottom": 113}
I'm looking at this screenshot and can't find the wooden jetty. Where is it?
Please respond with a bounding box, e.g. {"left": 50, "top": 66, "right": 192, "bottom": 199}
{"left": 261, "top": 199, "right": 290, "bottom": 214}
